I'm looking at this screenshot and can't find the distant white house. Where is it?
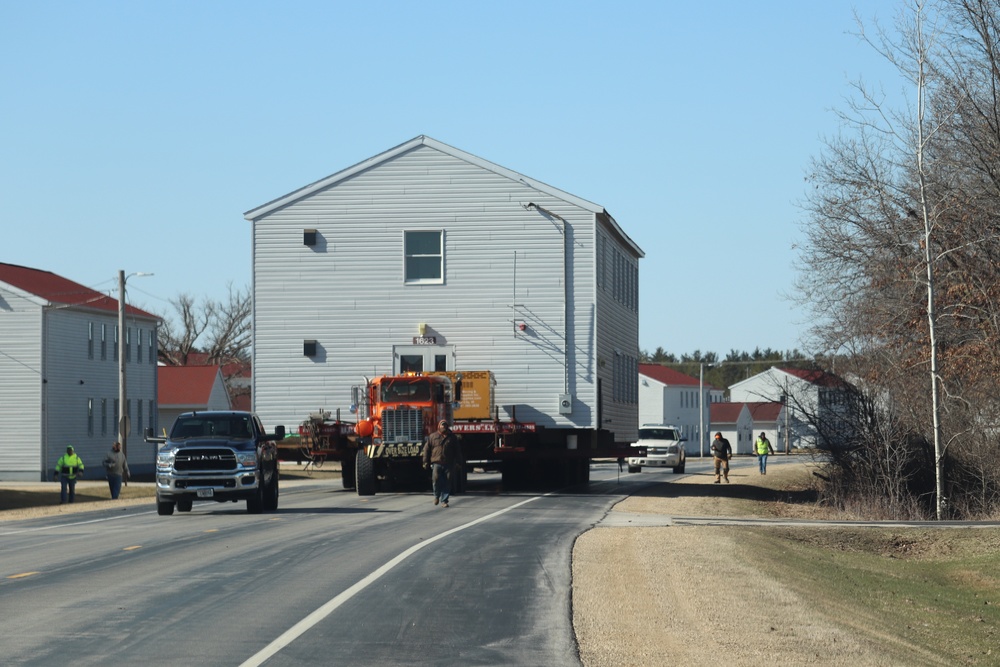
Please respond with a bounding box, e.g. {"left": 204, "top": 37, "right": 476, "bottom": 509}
{"left": 0, "top": 263, "right": 159, "bottom": 480}
{"left": 708, "top": 402, "right": 751, "bottom": 455}
{"left": 638, "top": 363, "right": 724, "bottom": 455}
{"left": 157, "top": 365, "right": 231, "bottom": 436}
{"left": 244, "top": 136, "right": 644, "bottom": 445}
{"left": 729, "top": 367, "right": 849, "bottom": 449}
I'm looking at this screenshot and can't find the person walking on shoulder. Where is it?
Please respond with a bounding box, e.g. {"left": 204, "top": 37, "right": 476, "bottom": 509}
{"left": 102, "top": 440, "right": 130, "bottom": 499}
{"left": 710, "top": 432, "right": 732, "bottom": 484}
{"left": 755, "top": 432, "right": 775, "bottom": 475}
{"left": 54, "top": 445, "right": 85, "bottom": 504}
{"left": 423, "top": 419, "right": 459, "bottom": 507}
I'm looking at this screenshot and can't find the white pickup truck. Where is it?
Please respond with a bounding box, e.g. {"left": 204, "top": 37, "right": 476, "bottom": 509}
{"left": 627, "top": 424, "right": 687, "bottom": 474}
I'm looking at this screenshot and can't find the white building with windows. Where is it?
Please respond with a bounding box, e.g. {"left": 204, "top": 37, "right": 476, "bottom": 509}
{"left": 729, "top": 367, "right": 848, "bottom": 449}
{"left": 638, "top": 363, "right": 724, "bottom": 455}
{"left": 245, "top": 136, "right": 644, "bottom": 445}
{"left": 0, "top": 263, "right": 159, "bottom": 480}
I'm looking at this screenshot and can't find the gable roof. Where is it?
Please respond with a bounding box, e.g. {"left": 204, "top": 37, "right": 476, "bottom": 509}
{"left": 243, "top": 135, "right": 643, "bottom": 258}
{"left": 779, "top": 367, "right": 848, "bottom": 388}
{"left": 745, "top": 401, "right": 783, "bottom": 421}
{"left": 0, "top": 262, "right": 158, "bottom": 320}
{"left": 709, "top": 402, "right": 746, "bottom": 424}
{"left": 640, "top": 363, "right": 712, "bottom": 388}
{"left": 158, "top": 365, "right": 227, "bottom": 408}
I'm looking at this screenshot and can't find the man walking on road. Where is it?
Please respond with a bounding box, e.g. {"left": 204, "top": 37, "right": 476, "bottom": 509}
{"left": 754, "top": 432, "right": 775, "bottom": 475}
{"left": 710, "top": 432, "right": 732, "bottom": 484}
{"left": 102, "top": 440, "right": 130, "bottom": 499}
{"left": 54, "top": 445, "right": 85, "bottom": 504}
{"left": 423, "top": 419, "right": 459, "bottom": 507}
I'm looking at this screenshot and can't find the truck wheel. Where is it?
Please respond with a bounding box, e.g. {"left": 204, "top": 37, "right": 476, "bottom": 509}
{"left": 355, "top": 450, "right": 376, "bottom": 496}
{"left": 263, "top": 469, "right": 279, "bottom": 511}
{"left": 674, "top": 459, "right": 685, "bottom": 474}
{"left": 157, "top": 500, "right": 175, "bottom": 516}
{"left": 341, "top": 452, "right": 357, "bottom": 490}
{"left": 176, "top": 499, "right": 193, "bottom": 512}
{"left": 627, "top": 465, "right": 641, "bottom": 473}
{"left": 247, "top": 480, "right": 264, "bottom": 514}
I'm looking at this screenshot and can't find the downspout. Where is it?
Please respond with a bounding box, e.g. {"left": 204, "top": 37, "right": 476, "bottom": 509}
{"left": 522, "top": 203, "right": 570, "bottom": 395}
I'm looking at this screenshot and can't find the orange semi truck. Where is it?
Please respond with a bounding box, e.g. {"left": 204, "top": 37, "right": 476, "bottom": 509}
{"left": 289, "top": 371, "right": 635, "bottom": 495}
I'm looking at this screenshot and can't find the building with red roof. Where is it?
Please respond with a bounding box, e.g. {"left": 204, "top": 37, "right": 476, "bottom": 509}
{"left": 157, "top": 365, "right": 232, "bottom": 435}
{"left": 639, "top": 363, "right": 724, "bottom": 456}
{"left": 0, "top": 262, "right": 159, "bottom": 480}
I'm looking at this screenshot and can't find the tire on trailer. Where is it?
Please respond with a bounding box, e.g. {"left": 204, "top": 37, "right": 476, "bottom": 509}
{"left": 157, "top": 500, "right": 175, "bottom": 516}
{"left": 341, "top": 452, "right": 357, "bottom": 490}
{"left": 176, "top": 499, "right": 193, "bottom": 513}
{"left": 627, "top": 465, "right": 641, "bottom": 473}
{"left": 355, "top": 449, "right": 376, "bottom": 496}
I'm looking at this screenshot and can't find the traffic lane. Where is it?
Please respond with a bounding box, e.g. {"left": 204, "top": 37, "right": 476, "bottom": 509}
{"left": 0, "top": 480, "right": 620, "bottom": 666}
{"left": 250, "top": 490, "right": 621, "bottom": 667}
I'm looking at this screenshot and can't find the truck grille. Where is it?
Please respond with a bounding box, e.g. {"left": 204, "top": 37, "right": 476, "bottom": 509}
{"left": 174, "top": 449, "right": 238, "bottom": 472}
{"left": 381, "top": 408, "right": 423, "bottom": 442}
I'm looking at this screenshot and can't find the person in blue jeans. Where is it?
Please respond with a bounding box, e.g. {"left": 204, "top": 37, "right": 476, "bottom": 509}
{"left": 54, "top": 445, "right": 85, "bottom": 503}
{"left": 102, "top": 440, "right": 131, "bottom": 499}
{"left": 422, "top": 419, "right": 459, "bottom": 507}
{"left": 754, "top": 432, "right": 775, "bottom": 475}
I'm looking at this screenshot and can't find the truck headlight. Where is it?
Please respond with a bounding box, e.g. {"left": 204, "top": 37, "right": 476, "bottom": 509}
{"left": 156, "top": 449, "right": 176, "bottom": 470}
{"left": 236, "top": 452, "right": 257, "bottom": 467}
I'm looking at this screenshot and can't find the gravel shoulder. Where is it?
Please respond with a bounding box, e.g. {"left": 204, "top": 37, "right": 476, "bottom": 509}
{"left": 572, "top": 462, "right": 915, "bottom": 667}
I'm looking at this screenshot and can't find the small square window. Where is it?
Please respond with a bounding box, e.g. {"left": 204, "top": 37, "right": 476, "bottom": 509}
{"left": 304, "top": 229, "right": 317, "bottom": 246}
{"left": 303, "top": 340, "right": 317, "bottom": 357}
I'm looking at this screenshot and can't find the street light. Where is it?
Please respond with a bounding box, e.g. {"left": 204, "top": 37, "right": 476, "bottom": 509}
{"left": 118, "top": 270, "right": 153, "bottom": 463}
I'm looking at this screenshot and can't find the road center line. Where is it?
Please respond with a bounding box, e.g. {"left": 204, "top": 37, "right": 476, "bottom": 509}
{"left": 240, "top": 495, "right": 543, "bottom": 667}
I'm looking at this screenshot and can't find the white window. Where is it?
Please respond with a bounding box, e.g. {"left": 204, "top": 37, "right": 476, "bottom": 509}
{"left": 137, "top": 329, "right": 143, "bottom": 363}
{"left": 404, "top": 230, "right": 444, "bottom": 284}
{"left": 101, "top": 323, "right": 107, "bottom": 360}
{"left": 88, "top": 322, "right": 94, "bottom": 359}
{"left": 87, "top": 399, "right": 94, "bottom": 436}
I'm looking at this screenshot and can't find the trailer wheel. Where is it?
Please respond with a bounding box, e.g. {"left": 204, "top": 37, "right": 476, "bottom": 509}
{"left": 341, "top": 452, "right": 357, "bottom": 490}
{"left": 627, "top": 464, "right": 641, "bottom": 473}
{"left": 176, "top": 499, "right": 193, "bottom": 513}
{"left": 356, "top": 449, "right": 376, "bottom": 496}
{"left": 157, "top": 500, "right": 175, "bottom": 516}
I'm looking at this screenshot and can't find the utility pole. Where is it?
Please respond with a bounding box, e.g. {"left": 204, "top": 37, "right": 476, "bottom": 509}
{"left": 698, "top": 362, "right": 705, "bottom": 457}
{"left": 118, "top": 270, "right": 153, "bottom": 463}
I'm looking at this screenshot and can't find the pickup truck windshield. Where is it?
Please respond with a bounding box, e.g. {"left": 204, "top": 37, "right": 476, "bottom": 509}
{"left": 172, "top": 416, "right": 253, "bottom": 439}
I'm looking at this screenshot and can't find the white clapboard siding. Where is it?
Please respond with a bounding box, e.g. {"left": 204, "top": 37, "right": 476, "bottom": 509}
{"left": 0, "top": 286, "right": 45, "bottom": 476}
{"left": 248, "top": 137, "right": 642, "bottom": 444}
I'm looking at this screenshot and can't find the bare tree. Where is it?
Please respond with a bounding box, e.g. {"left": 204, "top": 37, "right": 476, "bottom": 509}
{"left": 157, "top": 283, "right": 251, "bottom": 367}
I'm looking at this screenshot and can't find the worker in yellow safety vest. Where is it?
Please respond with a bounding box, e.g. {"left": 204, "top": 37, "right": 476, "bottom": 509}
{"left": 54, "top": 445, "right": 85, "bottom": 504}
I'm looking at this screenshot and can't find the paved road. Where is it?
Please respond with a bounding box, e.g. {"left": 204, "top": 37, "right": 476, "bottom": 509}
{"left": 1, "top": 462, "right": 697, "bottom": 667}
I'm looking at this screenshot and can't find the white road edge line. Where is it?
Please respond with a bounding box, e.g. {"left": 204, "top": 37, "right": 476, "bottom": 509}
{"left": 240, "top": 495, "right": 543, "bottom": 667}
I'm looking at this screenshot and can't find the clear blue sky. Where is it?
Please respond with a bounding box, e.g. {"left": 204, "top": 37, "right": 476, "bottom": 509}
{"left": 1, "top": 0, "right": 901, "bottom": 357}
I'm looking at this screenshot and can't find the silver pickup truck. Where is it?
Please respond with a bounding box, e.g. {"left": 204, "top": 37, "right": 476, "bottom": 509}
{"left": 145, "top": 411, "right": 285, "bottom": 516}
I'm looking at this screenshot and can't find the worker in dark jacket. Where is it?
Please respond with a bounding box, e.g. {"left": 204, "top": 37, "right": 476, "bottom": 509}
{"left": 710, "top": 432, "right": 732, "bottom": 484}
{"left": 423, "top": 419, "right": 459, "bottom": 507}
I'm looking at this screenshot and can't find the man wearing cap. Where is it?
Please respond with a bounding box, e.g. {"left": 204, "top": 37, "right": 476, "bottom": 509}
{"left": 53, "top": 445, "right": 85, "bottom": 504}
{"left": 422, "top": 419, "right": 459, "bottom": 507}
{"left": 709, "top": 432, "right": 732, "bottom": 484}
{"left": 754, "top": 432, "right": 775, "bottom": 475}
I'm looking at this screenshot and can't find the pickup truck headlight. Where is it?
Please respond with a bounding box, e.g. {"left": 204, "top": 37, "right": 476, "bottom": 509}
{"left": 236, "top": 452, "right": 257, "bottom": 467}
{"left": 156, "top": 448, "right": 176, "bottom": 470}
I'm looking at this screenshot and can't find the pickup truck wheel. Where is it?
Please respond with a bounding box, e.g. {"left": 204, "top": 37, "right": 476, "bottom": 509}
{"left": 674, "top": 459, "right": 686, "bottom": 474}
{"left": 157, "top": 500, "right": 175, "bottom": 516}
{"left": 176, "top": 499, "right": 193, "bottom": 512}
{"left": 263, "top": 469, "right": 279, "bottom": 511}
{"left": 247, "top": 478, "right": 264, "bottom": 514}
{"left": 355, "top": 449, "right": 376, "bottom": 496}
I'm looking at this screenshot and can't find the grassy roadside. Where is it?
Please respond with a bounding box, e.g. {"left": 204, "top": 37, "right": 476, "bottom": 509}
{"left": 714, "top": 465, "right": 1000, "bottom": 665}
